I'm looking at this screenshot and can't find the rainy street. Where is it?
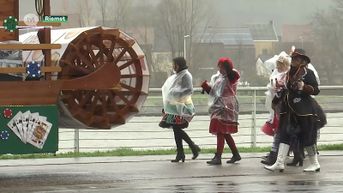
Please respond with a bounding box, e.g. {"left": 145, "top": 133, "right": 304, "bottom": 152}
{"left": 1, "top": 0, "right": 343, "bottom": 192}
{"left": 1, "top": 113, "right": 343, "bottom": 193}
{"left": 1, "top": 152, "right": 343, "bottom": 193}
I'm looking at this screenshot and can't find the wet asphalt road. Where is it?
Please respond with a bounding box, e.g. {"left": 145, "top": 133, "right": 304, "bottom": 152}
{"left": 1, "top": 152, "right": 343, "bottom": 193}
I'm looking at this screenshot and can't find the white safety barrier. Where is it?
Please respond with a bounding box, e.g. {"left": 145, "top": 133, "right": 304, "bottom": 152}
{"left": 58, "top": 86, "right": 343, "bottom": 153}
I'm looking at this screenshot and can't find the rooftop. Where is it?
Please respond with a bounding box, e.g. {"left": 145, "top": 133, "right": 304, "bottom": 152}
{"left": 246, "top": 21, "right": 279, "bottom": 41}
{"left": 194, "top": 27, "right": 254, "bottom": 46}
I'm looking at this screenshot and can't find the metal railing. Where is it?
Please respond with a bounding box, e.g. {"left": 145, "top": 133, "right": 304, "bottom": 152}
{"left": 58, "top": 86, "right": 343, "bottom": 153}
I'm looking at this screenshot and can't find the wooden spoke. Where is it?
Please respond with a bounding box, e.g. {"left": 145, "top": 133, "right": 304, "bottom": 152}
{"left": 120, "top": 82, "right": 138, "bottom": 93}
{"left": 119, "top": 59, "right": 136, "bottom": 70}
{"left": 99, "top": 94, "right": 108, "bottom": 114}
{"left": 86, "top": 44, "right": 99, "bottom": 67}
{"left": 89, "top": 93, "right": 100, "bottom": 114}
{"left": 121, "top": 74, "right": 139, "bottom": 78}
{"left": 62, "top": 62, "right": 93, "bottom": 77}
{"left": 107, "top": 91, "right": 119, "bottom": 111}
{"left": 116, "top": 92, "right": 130, "bottom": 105}
{"left": 78, "top": 91, "right": 93, "bottom": 107}
{"left": 113, "top": 48, "right": 127, "bottom": 64}
{"left": 108, "top": 38, "right": 116, "bottom": 56}
{"left": 75, "top": 51, "right": 95, "bottom": 71}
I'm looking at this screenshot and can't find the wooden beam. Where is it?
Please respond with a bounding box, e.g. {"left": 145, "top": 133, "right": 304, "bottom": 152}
{"left": 0, "top": 80, "right": 62, "bottom": 105}
{"left": 0, "top": 66, "right": 61, "bottom": 73}
{"left": 0, "top": 21, "right": 61, "bottom": 27}
{"left": 0, "top": 44, "right": 61, "bottom": 50}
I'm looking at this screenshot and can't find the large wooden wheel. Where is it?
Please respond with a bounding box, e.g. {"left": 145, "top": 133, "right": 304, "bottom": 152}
{"left": 58, "top": 27, "right": 149, "bottom": 129}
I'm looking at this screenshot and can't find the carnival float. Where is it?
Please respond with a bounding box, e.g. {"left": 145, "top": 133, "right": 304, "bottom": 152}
{"left": 0, "top": 0, "right": 149, "bottom": 154}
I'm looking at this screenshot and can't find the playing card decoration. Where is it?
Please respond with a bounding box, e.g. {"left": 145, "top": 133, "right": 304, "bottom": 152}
{"left": 7, "top": 111, "right": 52, "bottom": 149}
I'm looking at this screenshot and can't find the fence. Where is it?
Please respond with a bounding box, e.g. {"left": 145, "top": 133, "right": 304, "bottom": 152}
{"left": 58, "top": 86, "right": 343, "bottom": 153}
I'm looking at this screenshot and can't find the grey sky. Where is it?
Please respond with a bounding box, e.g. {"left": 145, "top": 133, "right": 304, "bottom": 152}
{"left": 19, "top": 0, "right": 334, "bottom": 35}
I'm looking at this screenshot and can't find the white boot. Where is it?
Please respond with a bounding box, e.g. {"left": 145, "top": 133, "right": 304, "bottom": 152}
{"left": 264, "top": 143, "right": 290, "bottom": 172}
{"left": 304, "top": 145, "right": 320, "bottom": 172}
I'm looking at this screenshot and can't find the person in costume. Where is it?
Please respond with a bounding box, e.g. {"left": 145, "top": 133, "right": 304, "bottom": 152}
{"left": 262, "top": 49, "right": 322, "bottom": 167}
{"left": 261, "top": 55, "right": 291, "bottom": 165}
{"left": 159, "top": 57, "right": 200, "bottom": 162}
{"left": 264, "top": 49, "right": 326, "bottom": 172}
{"left": 201, "top": 57, "right": 241, "bottom": 165}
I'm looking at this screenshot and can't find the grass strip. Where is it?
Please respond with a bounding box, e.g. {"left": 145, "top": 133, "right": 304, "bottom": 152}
{"left": 0, "top": 144, "right": 342, "bottom": 160}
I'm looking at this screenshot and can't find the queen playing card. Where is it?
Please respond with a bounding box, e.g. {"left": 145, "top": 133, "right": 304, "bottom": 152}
{"left": 27, "top": 116, "right": 52, "bottom": 149}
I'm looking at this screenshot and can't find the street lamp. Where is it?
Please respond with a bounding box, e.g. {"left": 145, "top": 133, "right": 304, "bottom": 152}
{"left": 183, "top": 35, "right": 190, "bottom": 60}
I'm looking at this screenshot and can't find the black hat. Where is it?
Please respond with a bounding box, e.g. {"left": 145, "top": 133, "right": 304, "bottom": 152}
{"left": 291, "top": 48, "right": 311, "bottom": 64}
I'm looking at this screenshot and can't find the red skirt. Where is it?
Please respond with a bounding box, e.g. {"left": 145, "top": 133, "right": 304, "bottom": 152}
{"left": 209, "top": 118, "right": 238, "bottom": 134}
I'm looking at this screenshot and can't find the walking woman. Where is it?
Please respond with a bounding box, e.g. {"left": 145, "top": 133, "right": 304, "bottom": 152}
{"left": 159, "top": 57, "right": 200, "bottom": 162}
{"left": 201, "top": 57, "right": 241, "bottom": 165}
{"left": 261, "top": 55, "right": 291, "bottom": 166}
{"left": 264, "top": 49, "right": 326, "bottom": 172}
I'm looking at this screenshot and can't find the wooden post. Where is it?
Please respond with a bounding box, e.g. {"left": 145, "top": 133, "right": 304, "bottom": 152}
{"left": 42, "top": 0, "right": 52, "bottom": 80}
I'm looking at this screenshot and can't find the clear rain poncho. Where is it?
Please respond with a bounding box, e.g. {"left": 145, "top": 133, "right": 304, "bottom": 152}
{"left": 208, "top": 73, "right": 239, "bottom": 123}
{"left": 265, "top": 68, "right": 288, "bottom": 122}
{"left": 161, "top": 69, "right": 195, "bottom": 122}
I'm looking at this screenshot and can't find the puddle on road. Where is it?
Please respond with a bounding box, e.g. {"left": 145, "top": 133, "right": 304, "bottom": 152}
{"left": 164, "top": 180, "right": 343, "bottom": 193}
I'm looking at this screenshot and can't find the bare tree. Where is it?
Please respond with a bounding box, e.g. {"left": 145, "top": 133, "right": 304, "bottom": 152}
{"left": 78, "top": 0, "right": 93, "bottom": 27}
{"left": 97, "top": 0, "right": 107, "bottom": 26}
{"left": 95, "top": 0, "right": 132, "bottom": 28}
{"left": 312, "top": 0, "right": 343, "bottom": 84}
{"left": 156, "top": 0, "right": 213, "bottom": 63}
{"left": 109, "top": 0, "right": 132, "bottom": 28}
{"left": 130, "top": 3, "right": 156, "bottom": 43}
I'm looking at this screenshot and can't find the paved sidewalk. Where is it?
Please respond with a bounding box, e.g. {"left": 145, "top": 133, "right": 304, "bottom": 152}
{"left": 1, "top": 151, "right": 343, "bottom": 166}
{"left": 1, "top": 152, "right": 343, "bottom": 193}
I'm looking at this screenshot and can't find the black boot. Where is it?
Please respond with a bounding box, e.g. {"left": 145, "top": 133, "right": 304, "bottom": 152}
{"left": 227, "top": 151, "right": 241, "bottom": 164}
{"left": 287, "top": 146, "right": 304, "bottom": 167}
{"left": 191, "top": 144, "right": 201, "bottom": 160}
{"left": 207, "top": 153, "right": 222, "bottom": 165}
{"left": 171, "top": 151, "right": 185, "bottom": 162}
{"left": 261, "top": 151, "right": 277, "bottom": 166}
{"left": 287, "top": 138, "right": 304, "bottom": 167}
{"left": 261, "top": 152, "right": 270, "bottom": 160}
{"left": 172, "top": 128, "right": 185, "bottom": 163}
{"left": 178, "top": 129, "right": 201, "bottom": 160}
{"left": 286, "top": 155, "right": 303, "bottom": 166}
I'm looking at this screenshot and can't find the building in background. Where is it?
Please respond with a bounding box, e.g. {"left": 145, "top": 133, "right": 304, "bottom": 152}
{"left": 246, "top": 21, "right": 279, "bottom": 58}
{"left": 191, "top": 27, "right": 255, "bottom": 84}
